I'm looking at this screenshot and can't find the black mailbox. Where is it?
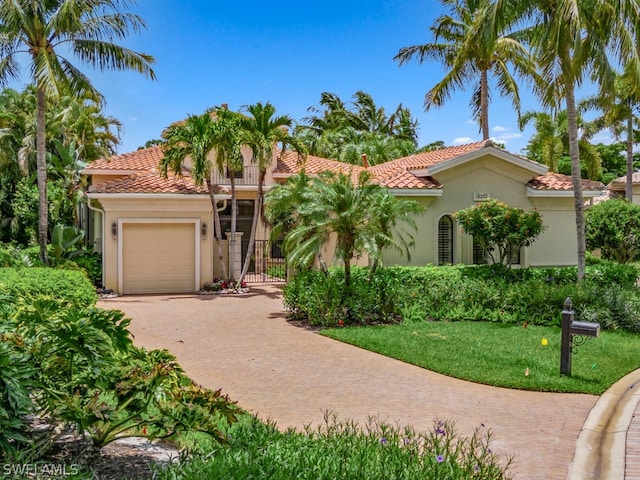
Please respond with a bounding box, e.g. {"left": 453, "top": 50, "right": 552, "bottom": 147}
{"left": 570, "top": 321, "right": 600, "bottom": 337}
{"left": 560, "top": 298, "right": 601, "bottom": 376}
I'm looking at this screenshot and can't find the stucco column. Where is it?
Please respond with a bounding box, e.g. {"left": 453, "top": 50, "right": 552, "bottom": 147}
{"left": 225, "top": 231, "right": 243, "bottom": 280}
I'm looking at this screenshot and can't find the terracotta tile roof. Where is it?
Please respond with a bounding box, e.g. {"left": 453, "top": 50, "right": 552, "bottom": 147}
{"left": 277, "top": 150, "right": 444, "bottom": 190}
{"left": 83, "top": 146, "right": 163, "bottom": 172}
{"left": 88, "top": 171, "right": 208, "bottom": 194}
{"left": 277, "top": 151, "right": 365, "bottom": 176}
{"left": 372, "top": 141, "right": 488, "bottom": 172}
{"left": 527, "top": 173, "right": 604, "bottom": 191}
{"left": 85, "top": 141, "right": 602, "bottom": 195}
{"left": 609, "top": 172, "right": 640, "bottom": 189}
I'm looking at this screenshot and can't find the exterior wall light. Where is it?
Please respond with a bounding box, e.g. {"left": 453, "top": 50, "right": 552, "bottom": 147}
{"left": 201, "top": 222, "right": 207, "bottom": 240}
{"left": 111, "top": 222, "right": 117, "bottom": 240}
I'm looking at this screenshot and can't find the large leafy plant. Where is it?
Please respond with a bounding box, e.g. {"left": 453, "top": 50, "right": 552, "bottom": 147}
{"left": 456, "top": 199, "right": 545, "bottom": 267}
{"left": 585, "top": 199, "right": 640, "bottom": 263}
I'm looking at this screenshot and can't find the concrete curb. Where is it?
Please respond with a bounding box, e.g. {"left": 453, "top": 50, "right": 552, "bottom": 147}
{"left": 569, "top": 369, "right": 640, "bottom": 479}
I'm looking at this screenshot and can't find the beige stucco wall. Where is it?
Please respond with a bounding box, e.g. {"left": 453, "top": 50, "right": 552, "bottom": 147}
{"left": 96, "top": 195, "right": 214, "bottom": 293}
{"left": 382, "top": 162, "right": 581, "bottom": 268}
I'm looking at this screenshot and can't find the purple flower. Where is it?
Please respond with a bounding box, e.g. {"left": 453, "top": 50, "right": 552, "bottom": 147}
{"left": 436, "top": 455, "right": 444, "bottom": 463}
{"left": 403, "top": 438, "right": 411, "bottom": 446}
{"left": 380, "top": 437, "right": 388, "bottom": 445}
{"left": 436, "top": 427, "right": 446, "bottom": 435}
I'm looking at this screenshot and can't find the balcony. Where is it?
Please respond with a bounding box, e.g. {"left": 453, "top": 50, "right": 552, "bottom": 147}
{"left": 210, "top": 165, "right": 260, "bottom": 186}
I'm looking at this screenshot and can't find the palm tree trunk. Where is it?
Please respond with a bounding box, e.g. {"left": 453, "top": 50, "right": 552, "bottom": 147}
{"left": 238, "top": 170, "right": 265, "bottom": 283}
{"left": 229, "top": 175, "right": 237, "bottom": 282}
{"left": 480, "top": 69, "right": 490, "bottom": 141}
{"left": 565, "top": 79, "right": 586, "bottom": 280}
{"left": 36, "top": 85, "right": 49, "bottom": 265}
{"left": 206, "top": 178, "right": 227, "bottom": 280}
{"left": 626, "top": 114, "right": 634, "bottom": 202}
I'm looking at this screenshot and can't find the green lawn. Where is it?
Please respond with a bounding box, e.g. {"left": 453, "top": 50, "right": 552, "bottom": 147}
{"left": 322, "top": 321, "right": 640, "bottom": 395}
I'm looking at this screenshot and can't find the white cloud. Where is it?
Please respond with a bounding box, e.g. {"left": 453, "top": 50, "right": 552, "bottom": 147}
{"left": 492, "top": 125, "right": 508, "bottom": 133}
{"left": 453, "top": 136, "right": 474, "bottom": 145}
{"left": 496, "top": 132, "right": 522, "bottom": 141}
{"left": 591, "top": 131, "right": 615, "bottom": 145}
{"left": 466, "top": 119, "right": 476, "bottom": 126}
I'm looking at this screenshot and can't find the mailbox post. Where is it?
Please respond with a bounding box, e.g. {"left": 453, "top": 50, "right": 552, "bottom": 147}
{"left": 560, "top": 298, "right": 600, "bottom": 376}
{"left": 560, "top": 298, "right": 573, "bottom": 375}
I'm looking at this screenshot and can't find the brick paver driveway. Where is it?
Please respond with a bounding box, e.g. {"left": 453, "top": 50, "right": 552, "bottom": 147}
{"left": 100, "top": 285, "right": 598, "bottom": 480}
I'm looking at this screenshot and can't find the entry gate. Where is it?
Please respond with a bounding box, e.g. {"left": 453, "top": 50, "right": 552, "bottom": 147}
{"left": 241, "top": 239, "right": 286, "bottom": 283}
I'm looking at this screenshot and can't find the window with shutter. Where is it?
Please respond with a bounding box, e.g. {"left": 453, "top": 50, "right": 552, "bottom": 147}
{"left": 438, "top": 215, "right": 453, "bottom": 265}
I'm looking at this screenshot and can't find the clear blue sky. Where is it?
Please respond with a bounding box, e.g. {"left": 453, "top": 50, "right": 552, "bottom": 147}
{"left": 64, "top": 0, "right": 610, "bottom": 155}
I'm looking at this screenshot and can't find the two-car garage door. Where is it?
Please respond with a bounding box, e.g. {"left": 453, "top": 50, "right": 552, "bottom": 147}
{"left": 121, "top": 222, "right": 198, "bottom": 294}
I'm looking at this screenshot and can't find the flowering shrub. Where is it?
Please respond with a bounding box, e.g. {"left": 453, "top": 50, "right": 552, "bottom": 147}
{"left": 202, "top": 278, "right": 248, "bottom": 292}
{"left": 456, "top": 199, "right": 545, "bottom": 266}
{"left": 160, "top": 414, "right": 511, "bottom": 479}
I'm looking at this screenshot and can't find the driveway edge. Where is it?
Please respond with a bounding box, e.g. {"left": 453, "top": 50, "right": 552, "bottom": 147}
{"left": 569, "top": 368, "right": 640, "bottom": 479}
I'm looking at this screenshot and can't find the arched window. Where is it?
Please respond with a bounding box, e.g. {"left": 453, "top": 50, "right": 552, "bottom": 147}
{"left": 438, "top": 215, "right": 453, "bottom": 265}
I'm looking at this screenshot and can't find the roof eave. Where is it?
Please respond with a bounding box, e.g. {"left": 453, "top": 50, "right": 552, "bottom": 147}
{"left": 526, "top": 187, "right": 604, "bottom": 198}
{"left": 86, "top": 192, "right": 229, "bottom": 200}
{"left": 82, "top": 169, "right": 148, "bottom": 175}
{"left": 412, "top": 146, "right": 548, "bottom": 177}
{"left": 388, "top": 188, "right": 443, "bottom": 196}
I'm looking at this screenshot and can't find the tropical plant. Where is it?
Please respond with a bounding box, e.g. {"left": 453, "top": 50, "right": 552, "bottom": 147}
{"left": 264, "top": 171, "right": 331, "bottom": 272}
{"left": 520, "top": 109, "right": 602, "bottom": 180}
{"left": 456, "top": 199, "right": 545, "bottom": 267}
{"left": 272, "top": 171, "right": 422, "bottom": 294}
{"left": 208, "top": 107, "right": 244, "bottom": 280}
{"left": 395, "top": 0, "right": 534, "bottom": 140}
{"left": 237, "top": 102, "right": 307, "bottom": 284}
{"left": 0, "top": 87, "right": 122, "bottom": 243}
{"left": 581, "top": 66, "right": 640, "bottom": 199}
{"left": 297, "top": 91, "right": 419, "bottom": 165}
{"left": 490, "top": 0, "right": 640, "bottom": 279}
{"left": 585, "top": 199, "right": 640, "bottom": 263}
{"left": 160, "top": 111, "right": 229, "bottom": 280}
{"left": 368, "top": 192, "right": 423, "bottom": 274}
{"left": 0, "top": 0, "right": 156, "bottom": 264}
{"left": 48, "top": 223, "right": 84, "bottom": 265}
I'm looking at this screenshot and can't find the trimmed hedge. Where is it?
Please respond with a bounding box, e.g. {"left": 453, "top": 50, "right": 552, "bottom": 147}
{"left": 283, "top": 262, "right": 640, "bottom": 332}
{"left": 0, "top": 267, "right": 97, "bottom": 307}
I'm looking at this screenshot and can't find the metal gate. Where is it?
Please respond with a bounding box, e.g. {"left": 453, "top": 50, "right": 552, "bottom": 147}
{"left": 241, "top": 239, "right": 286, "bottom": 283}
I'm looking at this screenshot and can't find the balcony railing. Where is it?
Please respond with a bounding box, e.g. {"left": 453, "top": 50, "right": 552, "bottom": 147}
{"left": 210, "top": 165, "right": 260, "bottom": 186}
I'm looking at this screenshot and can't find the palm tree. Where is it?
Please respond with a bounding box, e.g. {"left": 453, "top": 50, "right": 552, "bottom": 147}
{"left": 368, "top": 192, "right": 423, "bottom": 275}
{"left": 283, "top": 170, "right": 422, "bottom": 289}
{"left": 582, "top": 66, "right": 640, "bottom": 201}
{"left": 53, "top": 95, "right": 123, "bottom": 163}
{"left": 208, "top": 106, "right": 244, "bottom": 281}
{"left": 160, "top": 112, "right": 229, "bottom": 280}
{"left": 0, "top": 0, "right": 155, "bottom": 263}
{"left": 298, "top": 91, "right": 420, "bottom": 165}
{"left": 285, "top": 171, "right": 382, "bottom": 288}
{"left": 394, "top": 0, "right": 533, "bottom": 140}
{"left": 237, "top": 102, "right": 307, "bottom": 284}
{"left": 520, "top": 109, "right": 601, "bottom": 180}
{"left": 264, "top": 171, "right": 331, "bottom": 273}
{"left": 491, "top": 0, "right": 640, "bottom": 279}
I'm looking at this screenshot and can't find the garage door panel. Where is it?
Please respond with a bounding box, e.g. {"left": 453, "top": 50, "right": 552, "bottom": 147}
{"left": 122, "top": 223, "right": 196, "bottom": 294}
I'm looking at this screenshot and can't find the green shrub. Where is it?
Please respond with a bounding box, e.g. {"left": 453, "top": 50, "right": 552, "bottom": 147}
{"left": 0, "top": 332, "right": 36, "bottom": 456}
{"left": 160, "top": 414, "right": 511, "bottom": 480}
{"left": 0, "top": 267, "right": 96, "bottom": 307}
{"left": 71, "top": 250, "right": 102, "bottom": 286}
{"left": 1, "top": 297, "right": 240, "bottom": 461}
{"left": 284, "top": 264, "right": 640, "bottom": 331}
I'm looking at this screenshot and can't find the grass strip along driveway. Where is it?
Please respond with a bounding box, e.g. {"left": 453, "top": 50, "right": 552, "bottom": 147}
{"left": 322, "top": 321, "right": 640, "bottom": 394}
